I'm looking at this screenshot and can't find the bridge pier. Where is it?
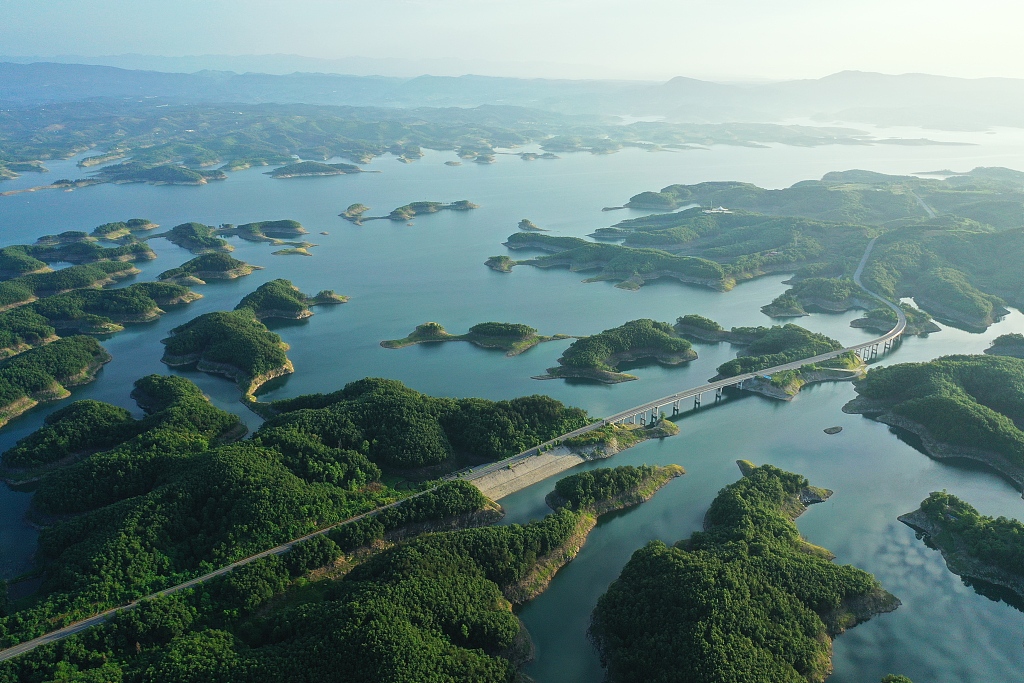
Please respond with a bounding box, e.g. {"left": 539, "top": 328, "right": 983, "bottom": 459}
{"left": 694, "top": 393, "right": 702, "bottom": 408}
{"left": 715, "top": 387, "right": 723, "bottom": 401}
{"left": 672, "top": 400, "right": 679, "bottom": 415}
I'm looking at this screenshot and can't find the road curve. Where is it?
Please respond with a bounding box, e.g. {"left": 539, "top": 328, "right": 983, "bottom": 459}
{"left": 463, "top": 237, "right": 905, "bottom": 482}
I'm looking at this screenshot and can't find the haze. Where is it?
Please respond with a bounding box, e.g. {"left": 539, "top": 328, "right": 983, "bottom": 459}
{"left": 2, "top": 0, "right": 1022, "bottom": 80}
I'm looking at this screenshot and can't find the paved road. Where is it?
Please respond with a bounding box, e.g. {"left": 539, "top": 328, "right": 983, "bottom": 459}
{"left": 464, "top": 238, "right": 904, "bottom": 482}
{"left": 0, "top": 490, "right": 434, "bottom": 662}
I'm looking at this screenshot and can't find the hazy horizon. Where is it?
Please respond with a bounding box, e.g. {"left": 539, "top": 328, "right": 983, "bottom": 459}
{"left": 2, "top": 0, "right": 1022, "bottom": 81}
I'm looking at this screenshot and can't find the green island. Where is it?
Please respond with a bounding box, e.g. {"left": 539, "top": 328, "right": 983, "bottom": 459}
{"left": 90, "top": 218, "right": 159, "bottom": 242}
{"left": 985, "top": 333, "right": 1024, "bottom": 359}
{"left": 500, "top": 232, "right": 730, "bottom": 291}
{"left": 0, "top": 260, "right": 140, "bottom": 311}
{"left": 844, "top": 354, "right": 1024, "bottom": 490}
{"left": 215, "top": 219, "right": 310, "bottom": 246}
{"left": 339, "top": 203, "right": 370, "bottom": 224}
{"left": 156, "top": 222, "right": 233, "bottom": 254}
{"left": 900, "top": 491, "right": 1024, "bottom": 606}
{"left": 0, "top": 460, "right": 677, "bottom": 682}
{"left": 158, "top": 253, "right": 262, "bottom": 285}
{"left": 235, "top": 279, "right": 347, "bottom": 320}
{"left": 161, "top": 310, "right": 294, "bottom": 396}
{"left": 31, "top": 282, "right": 201, "bottom": 334}
{"left": 601, "top": 169, "right": 1024, "bottom": 330}
{"left": 536, "top": 318, "right": 696, "bottom": 383}
{"left": 0, "top": 336, "right": 111, "bottom": 430}
{"left": 850, "top": 302, "right": 940, "bottom": 336}
{"left": 761, "top": 277, "right": 874, "bottom": 317}
{"left": 381, "top": 321, "right": 567, "bottom": 356}
{"left": 0, "top": 232, "right": 156, "bottom": 270}
{"left": 343, "top": 200, "right": 479, "bottom": 224}
{"left": 91, "top": 161, "right": 227, "bottom": 186}
{"left": 484, "top": 254, "right": 516, "bottom": 272}
{"left": 518, "top": 218, "right": 546, "bottom": 231}
{"left": 590, "top": 461, "right": 900, "bottom": 683}
{"left": 674, "top": 315, "right": 862, "bottom": 398}
{"left": 0, "top": 372, "right": 594, "bottom": 652}
{"left": 268, "top": 161, "right": 363, "bottom": 178}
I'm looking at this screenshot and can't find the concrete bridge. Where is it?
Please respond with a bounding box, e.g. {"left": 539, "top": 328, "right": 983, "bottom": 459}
{"left": 462, "top": 237, "right": 906, "bottom": 485}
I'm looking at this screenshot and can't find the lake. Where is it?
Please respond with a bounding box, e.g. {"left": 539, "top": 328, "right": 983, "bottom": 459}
{"left": 2, "top": 123, "right": 1024, "bottom": 681}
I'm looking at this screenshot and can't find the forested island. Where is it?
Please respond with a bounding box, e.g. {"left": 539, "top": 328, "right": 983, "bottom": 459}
{"left": 341, "top": 200, "right": 478, "bottom": 224}
{"left": 157, "top": 222, "right": 232, "bottom": 253}
{"left": 674, "top": 315, "right": 862, "bottom": 398}
{"left": 158, "top": 253, "right": 261, "bottom": 285}
{"left": 215, "top": 219, "right": 309, "bottom": 243}
{"left": 31, "top": 281, "right": 201, "bottom": 333}
{"left": 900, "top": 491, "right": 1024, "bottom": 605}
{"left": 90, "top": 218, "right": 158, "bottom": 242}
{"left": 590, "top": 462, "right": 900, "bottom": 683}
{"left": 0, "top": 461, "right": 677, "bottom": 682}
{"left": 161, "top": 310, "right": 294, "bottom": 396}
{"left": 268, "top": 161, "right": 363, "bottom": 178}
{"left": 0, "top": 260, "right": 140, "bottom": 310}
{"left": 537, "top": 318, "right": 696, "bottom": 383}
{"left": 985, "top": 333, "right": 1024, "bottom": 359}
{"left": 850, "top": 303, "right": 940, "bottom": 336}
{"left": 91, "top": 161, "right": 227, "bottom": 185}
{"left": 236, "top": 279, "right": 346, "bottom": 320}
{"left": 844, "top": 354, "right": 1024, "bottom": 489}
{"left": 382, "top": 321, "right": 567, "bottom": 356}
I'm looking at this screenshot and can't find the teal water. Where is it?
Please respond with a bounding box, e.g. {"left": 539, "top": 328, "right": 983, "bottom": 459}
{"left": 2, "top": 129, "right": 1024, "bottom": 680}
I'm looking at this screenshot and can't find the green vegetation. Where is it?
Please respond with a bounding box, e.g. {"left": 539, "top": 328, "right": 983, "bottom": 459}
{"left": 675, "top": 313, "right": 723, "bottom": 332}
{"left": 382, "top": 320, "right": 566, "bottom": 356}
{"left": 90, "top": 218, "right": 158, "bottom": 241}
{"left": 716, "top": 323, "right": 845, "bottom": 377}
{"left": 31, "top": 282, "right": 200, "bottom": 333}
{"left": 269, "top": 161, "right": 361, "bottom": 178}
{"left": 92, "top": 161, "right": 226, "bottom": 185}
{"left": 762, "top": 277, "right": 868, "bottom": 317}
{"left": 0, "top": 247, "right": 48, "bottom": 278}
{"left": 159, "top": 222, "right": 232, "bottom": 253}
{"left": 215, "top": 220, "right": 309, "bottom": 246}
{"left": 158, "top": 253, "right": 260, "bottom": 284}
{"left": 848, "top": 355, "right": 1024, "bottom": 475}
{"left": 541, "top": 319, "right": 695, "bottom": 383}
{"left": 519, "top": 218, "right": 545, "bottom": 231}
{"left": 387, "top": 200, "right": 478, "bottom": 221}
{"left": 261, "top": 377, "right": 591, "bottom": 470}
{"left": 485, "top": 254, "right": 515, "bottom": 272}
{"left": 161, "top": 311, "right": 293, "bottom": 395}
{"left": 503, "top": 231, "right": 729, "bottom": 290}
{"left": 851, "top": 302, "right": 939, "bottom": 336}
{"left": 0, "top": 308, "right": 56, "bottom": 358}
{"left": 340, "top": 203, "right": 370, "bottom": 224}
{"left": 236, "top": 279, "right": 346, "bottom": 320}
{"left": 0, "top": 464, "right": 677, "bottom": 683}
{"left": 0, "top": 261, "right": 139, "bottom": 309}
{"left": 0, "top": 336, "right": 111, "bottom": 428}
{"left": 590, "top": 463, "right": 899, "bottom": 683}
{"left": 901, "top": 492, "right": 1024, "bottom": 604}
{"left": 986, "top": 333, "right": 1024, "bottom": 358}
{"left": 550, "top": 464, "right": 684, "bottom": 512}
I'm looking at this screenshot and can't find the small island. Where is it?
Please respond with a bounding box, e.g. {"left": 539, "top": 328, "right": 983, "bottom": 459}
{"left": 235, "top": 279, "right": 347, "bottom": 320}
{"left": 900, "top": 492, "right": 1024, "bottom": 606}
{"left": 536, "top": 318, "right": 696, "bottom": 383}
{"left": 518, "top": 219, "right": 547, "bottom": 232}
{"left": 589, "top": 462, "right": 900, "bottom": 683}
{"left": 386, "top": 200, "right": 478, "bottom": 221}
{"left": 158, "top": 222, "right": 232, "bottom": 253}
{"left": 92, "top": 162, "right": 226, "bottom": 185}
{"left": 382, "top": 321, "right": 567, "bottom": 356}
{"left": 761, "top": 277, "right": 873, "bottom": 317}
{"left": 32, "top": 282, "right": 201, "bottom": 334}
{"left": 158, "top": 253, "right": 262, "bottom": 285}
{"left": 161, "top": 310, "right": 293, "bottom": 396}
{"left": 268, "top": 161, "right": 363, "bottom": 178}
{"left": 340, "top": 203, "right": 371, "bottom": 224}
{"left": 216, "top": 219, "right": 309, "bottom": 244}
{"left": 984, "top": 333, "right": 1024, "bottom": 358}
{"left": 90, "top": 218, "right": 159, "bottom": 242}
{"left": 851, "top": 303, "right": 940, "bottom": 336}
{"left": 484, "top": 255, "right": 516, "bottom": 272}
{"left": 844, "top": 354, "right": 1024, "bottom": 490}
{"left": 18, "top": 232, "right": 156, "bottom": 265}
{"left": 0, "top": 260, "right": 140, "bottom": 311}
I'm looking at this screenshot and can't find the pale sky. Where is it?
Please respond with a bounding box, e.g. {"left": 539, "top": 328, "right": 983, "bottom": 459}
{"left": 2, "top": 0, "right": 1022, "bottom": 81}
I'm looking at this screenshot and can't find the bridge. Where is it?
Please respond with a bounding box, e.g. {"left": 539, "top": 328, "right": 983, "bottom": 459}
{"left": 461, "top": 237, "right": 906, "bottom": 484}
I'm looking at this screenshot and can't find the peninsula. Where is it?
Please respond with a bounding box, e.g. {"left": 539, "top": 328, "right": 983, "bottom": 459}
{"left": 900, "top": 491, "right": 1024, "bottom": 605}
{"left": 844, "top": 354, "right": 1024, "bottom": 489}
{"left": 984, "top": 333, "right": 1024, "bottom": 359}
{"left": 381, "top": 321, "right": 567, "bottom": 356}
{"left": 235, "top": 279, "right": 347, "bottom": 320}
{"left": 158, "top": 253, "right": 261, "bottom": 285}
{"left": 590, "top": 462, "right": 900, "bottom": 683}
{"left": 536, "top": 318, "right": 696, "bottom": 383}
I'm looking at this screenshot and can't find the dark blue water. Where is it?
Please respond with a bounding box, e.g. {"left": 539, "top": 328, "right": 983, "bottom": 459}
{"left": 1, "top": 128, "right": 1024, "bottom": 680}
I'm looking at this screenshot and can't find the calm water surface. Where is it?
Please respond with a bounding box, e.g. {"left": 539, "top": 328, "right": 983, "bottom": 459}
{"left": 2, "top": 128, "right": 1024, "bottom": 681}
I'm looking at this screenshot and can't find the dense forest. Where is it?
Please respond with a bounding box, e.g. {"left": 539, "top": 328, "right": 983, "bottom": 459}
{"left": 160, "top": 222, "right": 232, "bottom": 254}
{"left": 0, "top": 261, "right": 138, "bottom": 309}
{"left": 0, "top": 465, "right": 673, "bottom": 683}
{"left": 543, "top": 318, "right": 695, "bottom": 382}
{"left": 590, "top": 463, "right": 898, "bottom": 683}
{"left": 850, "top": 354, "right": 1024, "bottom": 468}
{"left": 382, "top": 321, "right": 559, "bottom": 355}
{"left": 161, "top": 310, "right": 293, "bottom": 393}
{"left": 158, "top": 253, "right": 259, "bottom": 284}
{"left": 235, "top": 279, "right": 344, "bottom": 320}
{"left": 262, "top": 376, "right": 592, "bottom": 469}
{"left": 713, "top": 323, "right": 847, "bottom": 377}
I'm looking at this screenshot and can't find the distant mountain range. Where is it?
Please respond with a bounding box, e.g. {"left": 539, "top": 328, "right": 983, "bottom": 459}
{"left": 2, "top": 61, "right": 1023, "bottom": 130}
